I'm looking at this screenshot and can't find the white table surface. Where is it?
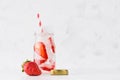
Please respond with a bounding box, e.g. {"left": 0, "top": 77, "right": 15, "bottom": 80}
{"left": 1, "top": 0, "right": 120, "bottom": 80}
{"left": 1, "top": 67, "right": 120, "bottom": 80}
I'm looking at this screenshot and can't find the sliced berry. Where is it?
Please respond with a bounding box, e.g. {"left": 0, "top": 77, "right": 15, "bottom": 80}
{"left": 34, "top": 42, "right": 48, "bottom": 60}
{"left": 34, "top": 59, "right": 47, "bottom": 65}
{"left": 48, "top": 37, "right": 55, "bottom": 53}
{"left": 40, "top": 64, "right": 55, "bottom": 71}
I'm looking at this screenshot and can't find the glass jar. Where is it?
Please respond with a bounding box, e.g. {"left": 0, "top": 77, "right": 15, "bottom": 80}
{"left": 33, "top": 27, "right": 56, "bottom": 73}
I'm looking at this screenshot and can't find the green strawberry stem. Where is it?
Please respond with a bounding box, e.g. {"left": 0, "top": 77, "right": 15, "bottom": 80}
{"left": 22, "top": 59, "right": 31, "bottom": 72}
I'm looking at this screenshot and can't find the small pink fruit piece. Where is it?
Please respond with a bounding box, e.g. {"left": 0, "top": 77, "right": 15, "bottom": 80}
{"left": 41, "top": 66, "right": 54, "bottom": 71}
{"left": 34, "top": 59, "right": 47, "bottom": 65}
{"left": 34, "top": 42, "right": 48, "bottom": 60}
{"left": 48, "top": 37, "right": 55, "bottom": 53}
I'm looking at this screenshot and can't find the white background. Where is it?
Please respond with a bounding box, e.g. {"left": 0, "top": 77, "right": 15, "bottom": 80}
{"left": 0, "top": 0, "right": 120, "bottom": 80}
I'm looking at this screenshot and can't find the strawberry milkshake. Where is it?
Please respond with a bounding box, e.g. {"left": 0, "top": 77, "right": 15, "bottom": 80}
{"left": 33, "top": 13, "right": 55, "bottom": 73}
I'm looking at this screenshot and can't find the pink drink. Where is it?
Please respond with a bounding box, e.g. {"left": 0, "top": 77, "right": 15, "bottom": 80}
{"left": 33, "top": 13, "right": 55, "bottom": 73}
{"left": 34, "top": 29, "right": 55, "bottom": 72}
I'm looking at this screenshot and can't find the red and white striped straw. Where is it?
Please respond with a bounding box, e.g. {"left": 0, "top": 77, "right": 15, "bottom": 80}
{"left": 37, "top": 13, "right": 44, "bottom": 32}
{"left": 37, "top": 13, "right": 42, "bottom": 27}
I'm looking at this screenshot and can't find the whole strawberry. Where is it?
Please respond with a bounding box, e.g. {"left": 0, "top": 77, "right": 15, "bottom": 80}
{"left": 22, "top": 60, "right": 41, "bottom": 76}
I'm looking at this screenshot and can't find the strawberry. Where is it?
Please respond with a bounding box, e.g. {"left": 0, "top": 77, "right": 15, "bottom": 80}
{"left": 40, "top": 64, "right": 55, "bottom": 71}
{"left": 48, "top": 37, "right": 55, "bottom": 53}
{"left": 22, "top": 60, "right": 41, "bottom": 76}
{"left": 51, "top": 45, "right": 55, "bottom": 53}
{"left": 39, "top": 59, "right": 47, "bottom": 64}
{"left": 34, "top": 42, "right": 48, "bottom": 60}
{"left": 34, "top": 59, "right": 47, "bottom": 65}
{"left": 41, "top": 67, "right": 52, "bottom": 71}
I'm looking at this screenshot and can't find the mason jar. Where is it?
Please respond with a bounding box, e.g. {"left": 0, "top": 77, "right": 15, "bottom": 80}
{"left": 33, "top": 27, "right": 56, "bottom": 73}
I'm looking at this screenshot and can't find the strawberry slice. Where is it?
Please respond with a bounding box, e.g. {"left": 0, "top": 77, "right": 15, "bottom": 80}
{"left": 40, "top": 59, "right": 47, "bottom": 64}
{"left": 51, "top": 45, "right": 55, "bottom": 53}
{"left": 34, "top": 42, "right": 48, "bottom": 60}
{"left": 48, "top": 37, "right": 55, "bottom": 53}
{"left": 40, "top": 64, "right": 55, "bottom": 71}
{"left": 41, "top": 67, "right": 52, "bottom": 71}
{"left": 22, "top": 60, "right": 41, "bottom": 76}
{"left": 34, "top": 59, "right": 47, "bottom": 65}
